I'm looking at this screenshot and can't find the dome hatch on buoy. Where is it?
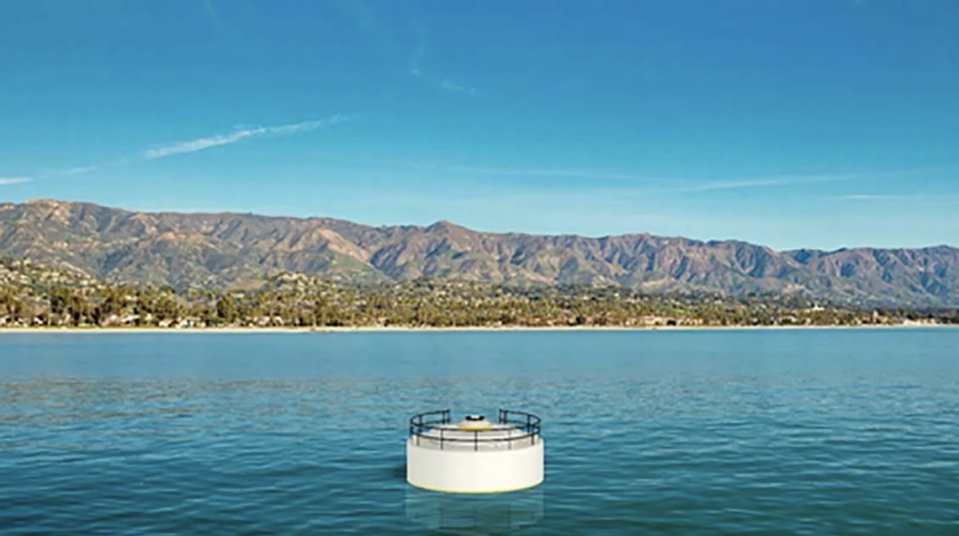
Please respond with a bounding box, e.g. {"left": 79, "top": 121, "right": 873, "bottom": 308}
{"left": 457, "top": 414, "right": 493, "bottom": 431}
{"left": 407, "top": 409, "right": 544, "bottom": 494}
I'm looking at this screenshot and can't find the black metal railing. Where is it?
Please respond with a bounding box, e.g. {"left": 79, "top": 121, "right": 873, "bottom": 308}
{"left": 409, "top": 409, "right": 541, "bottom": 451}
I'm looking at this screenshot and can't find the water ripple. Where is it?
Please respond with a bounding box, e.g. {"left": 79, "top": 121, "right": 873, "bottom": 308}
{"left": 1, "top": 330, "right": 959, "bottom": 534}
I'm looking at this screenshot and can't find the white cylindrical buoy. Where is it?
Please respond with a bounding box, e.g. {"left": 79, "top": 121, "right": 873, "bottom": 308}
{"left": 407, "top": 409, "right": 544, "bottom": 494}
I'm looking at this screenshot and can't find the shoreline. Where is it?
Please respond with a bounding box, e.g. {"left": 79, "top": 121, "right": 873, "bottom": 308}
{"left": 0, "top": 324, "right": 953, "bottom": 334}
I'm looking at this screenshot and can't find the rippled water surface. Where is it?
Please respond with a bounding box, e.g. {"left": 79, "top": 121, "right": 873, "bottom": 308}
{"left": 2, "top": 329, "right": 958, "bottom": 535}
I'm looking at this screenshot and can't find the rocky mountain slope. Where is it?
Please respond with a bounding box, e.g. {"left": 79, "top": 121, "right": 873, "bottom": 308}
{"left": 1, "top": 199, "right": 957, "bottom": 306}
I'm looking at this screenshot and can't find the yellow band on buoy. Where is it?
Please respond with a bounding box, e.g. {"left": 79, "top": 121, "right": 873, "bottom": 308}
{"left": 457, "top": 422, "right": 493, "bottom": 430}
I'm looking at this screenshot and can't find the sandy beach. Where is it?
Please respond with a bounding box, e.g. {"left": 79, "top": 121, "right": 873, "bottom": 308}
{"left": 0, "top": 323, "right": 951, "bottom": 334}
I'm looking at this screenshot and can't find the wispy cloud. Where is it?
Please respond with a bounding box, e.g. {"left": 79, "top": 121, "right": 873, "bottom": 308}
{"left": 328, "top": 0, "right": 471, "bottom": 98}
{"left": 60, "top": 165, "right": 99, "bottom": 176}
{"left": 19, "top": 114, "right": 350, "bottom": 182}
{"left": 201, "top": 0, "right": 227, "bottom": 35}
{"left": 441, "top": 165, "right": 643, "bottom": 182}
{"left": 403, "top": 20, "right": 478, "bottom": 96}
{"left": 144, "top": 114, "right": 349, "bottom": 159}
{"left": 669, "top": 174, "right": 859, "bottom": 194}
{"left": 410, "top": 65, "right": 479, "bottom": 95}
{"left": 406, "top": 162, "right": 859, "bottom": 190}
{"left": 410, "top": 44, "right": 424, "bottom": 77}
{"left": 843, "top": 194, "right": 900, "bottom": 201}
{"left": 441, "top": 79, "right": 478, "bottom": 96}
{"left": 839, "top": 193, "right": 957, "bottom": 202}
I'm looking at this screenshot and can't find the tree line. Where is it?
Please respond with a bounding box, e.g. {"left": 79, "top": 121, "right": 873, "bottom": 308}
{"left": 2, "top": 273, "right": 957, "bottom": 328}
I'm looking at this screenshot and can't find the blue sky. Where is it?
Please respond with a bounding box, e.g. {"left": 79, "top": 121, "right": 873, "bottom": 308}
{"left": 1, "top": 0, "right": 957, "bottom": 250}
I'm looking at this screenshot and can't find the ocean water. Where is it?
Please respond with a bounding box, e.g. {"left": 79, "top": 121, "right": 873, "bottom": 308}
{"left": 1, "top": 329, "right": 958, "bottom": 535}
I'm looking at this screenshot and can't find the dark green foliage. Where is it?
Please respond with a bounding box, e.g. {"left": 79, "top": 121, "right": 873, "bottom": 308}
{"left": 0, "top": 261, "right": 946, "bottom": 329}
{"left": 215, "top": 293, "right": 239, "bottom": 324}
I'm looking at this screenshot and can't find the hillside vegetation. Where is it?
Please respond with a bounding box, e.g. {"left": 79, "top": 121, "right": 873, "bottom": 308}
{"left": 2, "top": 199, "right": 958, "bottom": 307}
{"left": 2, "top": 259, "right": 956, "bottom": 329}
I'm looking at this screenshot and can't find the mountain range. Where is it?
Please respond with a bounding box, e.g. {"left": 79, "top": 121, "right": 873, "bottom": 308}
{"left": 1, "top": 199, "right": 957, "bottom": 307}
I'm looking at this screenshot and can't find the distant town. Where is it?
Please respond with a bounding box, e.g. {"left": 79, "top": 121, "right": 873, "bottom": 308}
{"left": 1, "top": 259, "right": 956, "bottom": 330}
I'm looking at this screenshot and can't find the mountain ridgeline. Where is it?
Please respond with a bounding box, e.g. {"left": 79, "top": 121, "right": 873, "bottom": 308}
{"left": 1, "top": 199, "right": 957, "bottom": 307}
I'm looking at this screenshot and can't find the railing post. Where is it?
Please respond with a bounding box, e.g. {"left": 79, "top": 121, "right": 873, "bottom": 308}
{"left": 440, "top": 428, "right": 444, "bottom": 450}
{"left": 529, "top": 414, "right": 534, "bottom": 445}
{"left": 474, "top": 430, "right": 478, "bottom": 451}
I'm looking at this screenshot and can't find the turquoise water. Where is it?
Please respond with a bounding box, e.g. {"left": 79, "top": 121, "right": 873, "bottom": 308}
{"left": 1, "top": 329, "right": 958, "bottom": 535}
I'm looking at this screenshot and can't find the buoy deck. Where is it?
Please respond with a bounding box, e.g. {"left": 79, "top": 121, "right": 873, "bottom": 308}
{"left": 408, "top": 423, "right": 540, "bottom": 452}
